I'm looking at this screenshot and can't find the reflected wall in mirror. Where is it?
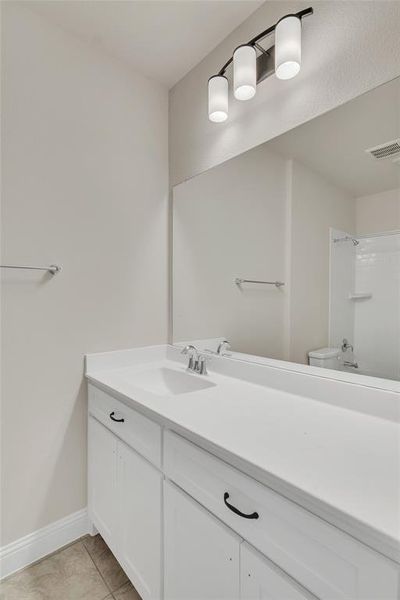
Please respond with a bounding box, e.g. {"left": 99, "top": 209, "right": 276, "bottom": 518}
{"left": 173, "top": 77, "right": 400, "bottom": 383}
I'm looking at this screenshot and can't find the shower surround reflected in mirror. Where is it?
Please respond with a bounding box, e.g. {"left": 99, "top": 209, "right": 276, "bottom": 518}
{"left": 172, "top": 77, "right": 400, "bottom": 383}
{"left": 330, "top": 229, "right": 400, "bottom": 380}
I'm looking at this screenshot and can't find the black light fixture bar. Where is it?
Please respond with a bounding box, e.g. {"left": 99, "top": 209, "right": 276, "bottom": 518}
{"left": 217, "top": 7, "right": 313, "bottom": 76}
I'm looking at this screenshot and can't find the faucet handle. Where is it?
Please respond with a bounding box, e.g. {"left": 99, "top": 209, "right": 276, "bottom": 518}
{"left": 181, "top": 344, "right": 198, "bottom": 357}
{"left": 197, "top": 354, "right": 208, "bottom": 375}
{"left": 217, "top": 339, "right": 231, "bottom": 355}
{"left": 181, "top": 344, "right": 193, "bottom": 355}
{"left": 181, "top": 345, "right": 199, "bottom": 372}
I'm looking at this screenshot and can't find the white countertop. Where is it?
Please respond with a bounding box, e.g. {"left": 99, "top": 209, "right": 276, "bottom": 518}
{"left": 86, "top": 345, "right": 400, "bottom": 564}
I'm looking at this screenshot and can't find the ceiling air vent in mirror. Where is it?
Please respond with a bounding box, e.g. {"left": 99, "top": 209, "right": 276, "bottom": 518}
{"left": 365, "top": 139, "right": 400, "bottom": 160}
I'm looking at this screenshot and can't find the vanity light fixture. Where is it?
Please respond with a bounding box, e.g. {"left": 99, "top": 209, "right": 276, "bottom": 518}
{"left": 208, "top": 75, "right": 229, "bottom": 122}
{"left": 275, "top": 15, "right": 302, "bottom": 80}
{"left": 233, "top": 45, "right": 257, "bottom": 100}
{"left": 208, "top": 7, "right": 313, "bottom": 122}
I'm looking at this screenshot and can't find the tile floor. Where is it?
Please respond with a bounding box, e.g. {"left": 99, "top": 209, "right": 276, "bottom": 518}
{"left": 0, "top": 534, "right": 142, "bottom": 600}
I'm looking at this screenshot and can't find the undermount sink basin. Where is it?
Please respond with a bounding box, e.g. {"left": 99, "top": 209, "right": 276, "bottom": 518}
{"left": 130, "top": 367, "right": 216, "bottom": 396}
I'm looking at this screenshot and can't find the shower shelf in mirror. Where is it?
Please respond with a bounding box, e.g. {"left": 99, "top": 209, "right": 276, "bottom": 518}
{"left": 349, "top": 293, "right": 373, "bottom": 300}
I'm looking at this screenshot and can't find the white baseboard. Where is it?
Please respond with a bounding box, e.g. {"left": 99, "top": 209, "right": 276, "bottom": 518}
{"left": 0, "top": 508, "right": 90, "bottom": 580}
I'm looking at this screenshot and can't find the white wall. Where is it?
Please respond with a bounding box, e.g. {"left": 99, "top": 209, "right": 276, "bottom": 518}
{"left": 169, "top": 0, "right": 400, "bottom": 186}
{"left": 1, "top": 3, "right": 168, "bottom": 546}
{"left": 288, "top": 162, "right": 354, "bottom": 364}
{"left": 356, "top": 188, "right": 400, "bottom": 235}
{"left": 173, "top": 144, "right": 287, "bottom": 358}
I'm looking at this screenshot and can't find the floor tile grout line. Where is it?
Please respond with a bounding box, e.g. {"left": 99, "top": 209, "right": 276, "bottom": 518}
{"left": 2, "top": 534, "right": 129, "bottom": 600}
{"left": 81, "top": 542, "right": 114, "bottom": 597}
{"left": 0, "top": 539, "right": 114, "bottom": 600}
{"left": 81, "top": 537, "right": 131, "bottom": 596}
{"left": 113, "top": 580, "right": 135, "bottom": 598}
{"left": 113, "top": 580, "right": 132, "bottom": 597}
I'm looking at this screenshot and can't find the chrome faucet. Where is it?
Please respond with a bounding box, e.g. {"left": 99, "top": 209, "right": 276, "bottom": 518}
{"left": 181, "top": 345, "right": 208, "bottom": 375}
{"left": 341, "top": 338, "right": 358, "bottom": 368}
{"left": 341, "top": 338, "right": 354, "bottom": 353}
{"left": 181, "top": 345, "right": 199, "bottom": 371}
{"left": 343, "top": 360, "right": 359, "bottom": 369}
{"left": 217, "top": 339, "right": 231, "bottom": 355}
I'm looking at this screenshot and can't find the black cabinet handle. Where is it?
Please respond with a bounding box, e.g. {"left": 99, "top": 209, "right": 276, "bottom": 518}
{"left": 109, "top": 411, "right": 124, "bottom": 423}
{"left": 223, "top": 492, "right": 259, "bottom": 520}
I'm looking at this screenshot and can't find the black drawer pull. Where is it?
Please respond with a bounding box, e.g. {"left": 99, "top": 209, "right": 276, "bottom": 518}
{"left": 109, "top": 411, "right": 124, "bottom": 423}
{"left": 223, "top": 492, "right": 259, "bottom": 520}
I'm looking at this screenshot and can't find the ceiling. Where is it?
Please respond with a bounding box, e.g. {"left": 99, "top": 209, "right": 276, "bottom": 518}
{"left": 26, "top": 0, "right": 263, "bottom": 88}
{"left": 269, "top": 76, "right": 400, "bottom": 198}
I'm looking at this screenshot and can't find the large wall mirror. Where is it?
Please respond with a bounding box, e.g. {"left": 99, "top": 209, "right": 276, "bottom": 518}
{"left": 172, "top": 77, "right": 400, "bottom": 384}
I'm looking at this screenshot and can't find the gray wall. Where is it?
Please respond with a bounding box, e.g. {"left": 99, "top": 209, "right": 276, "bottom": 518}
{"left": 173, "top": 144, "right": 288, "bottom": 358}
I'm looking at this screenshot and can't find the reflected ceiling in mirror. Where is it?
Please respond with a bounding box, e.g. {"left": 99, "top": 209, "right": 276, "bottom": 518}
{"left": 172, "top": 77, "right": 400, "bottom": 385}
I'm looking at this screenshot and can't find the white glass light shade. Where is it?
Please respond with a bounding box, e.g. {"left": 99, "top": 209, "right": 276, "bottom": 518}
{"left": 275, "top": 15, "right": 301, "bottom": 80}
{"left": 208, "top": 75, "right": 228, "bottom": 122}
{"left": 233, "top": 45, "right": 256, "bottom": 101}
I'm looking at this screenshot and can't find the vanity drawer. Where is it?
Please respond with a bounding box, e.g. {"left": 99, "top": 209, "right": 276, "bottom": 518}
{"left": 88, "top": 384, "right": 161, "bottom": 467}
{"left": 164, "top": 430, "right": 399, "bottom": 600}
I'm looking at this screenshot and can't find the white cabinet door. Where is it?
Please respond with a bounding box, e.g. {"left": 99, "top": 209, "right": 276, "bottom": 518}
{"left": 118, "top": 441, "right": 162, "bottom": 600}
{"left": 241, "top": 543, "right": 313, "bottom": 600}
{"left": 88, "top": 416, "right": 117, "bottom": 552}
{"left": 164, "top": 480, "right": 240, "bottom": 600}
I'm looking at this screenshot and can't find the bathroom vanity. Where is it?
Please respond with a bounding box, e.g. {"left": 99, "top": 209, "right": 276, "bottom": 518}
{"left": 86, "top": 345, "right": 400, "bottom": 600}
